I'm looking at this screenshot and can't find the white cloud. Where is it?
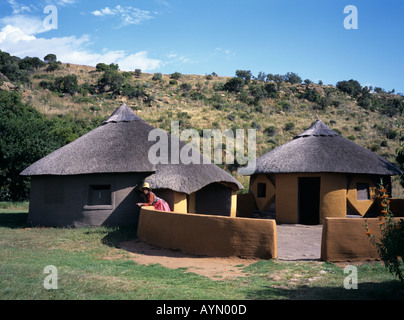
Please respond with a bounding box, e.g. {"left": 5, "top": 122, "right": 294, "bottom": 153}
{"left": 0, "top": 23, "right": 162, "bottom": 71}
{"left": 56, "top": 0, "right": 76, "bottom": 6}
{"left": 118, "top": 51, "right": 162, "bottom": 71}
{"left": 91, "top": 5, "right": 153, "bottom": 27}
{"left": 0, "top": 14, "right": 51, "bottom": 35}
{"left": 7, "top": 0, "right": 32, "bottom": 14}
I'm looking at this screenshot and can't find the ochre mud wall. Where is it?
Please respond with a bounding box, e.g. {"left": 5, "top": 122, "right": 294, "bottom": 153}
{"left": 321, "top": 217, "right": 402, "bottom": 261}
{"left": 137, "top": 207, "right": 277, "bottom": 259}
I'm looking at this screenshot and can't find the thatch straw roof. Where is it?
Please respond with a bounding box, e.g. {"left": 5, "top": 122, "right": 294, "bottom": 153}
{"left": 239, "top": 120, "right": 402, "bottom": 176}
{"left": 21, "top": 104, "right": 242, "bottom": 194}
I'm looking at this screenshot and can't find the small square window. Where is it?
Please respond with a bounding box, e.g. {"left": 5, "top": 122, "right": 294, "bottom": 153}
{"left": 257, "top": 183, "right": 267, "bottom": 198}
{"left": 357, "top": 183, "right": 370, "bottom": 200}
{"left": 88, "top": 185, "right": 111, "bottom": 206}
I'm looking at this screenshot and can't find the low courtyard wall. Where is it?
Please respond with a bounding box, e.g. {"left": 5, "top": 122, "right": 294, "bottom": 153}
{"left": 321, "top": 217, "right": 402, "bottom": 261}
{"left": 137, "top": 206, "right": 277, "bottom": 259}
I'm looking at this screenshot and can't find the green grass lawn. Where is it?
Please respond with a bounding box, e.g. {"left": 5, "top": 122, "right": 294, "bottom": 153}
{"left": 1, "top": 209, "right": 403, "bottom": 300}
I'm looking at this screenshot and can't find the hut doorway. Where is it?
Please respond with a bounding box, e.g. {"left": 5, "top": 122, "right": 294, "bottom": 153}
{"left": 298, "top": 177, "right": 320, "bottom": 225}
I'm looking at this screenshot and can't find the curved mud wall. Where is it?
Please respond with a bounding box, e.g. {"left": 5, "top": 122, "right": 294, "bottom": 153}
{"left": 321, "top": 217, "right": 403, "bottom": 261}
{"left": 137, "top": 207, "right": 277, "bottom": 259}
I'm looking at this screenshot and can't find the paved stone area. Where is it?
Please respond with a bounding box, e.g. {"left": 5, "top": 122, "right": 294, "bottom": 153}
{"left": 276, "top": 224, "right": 323, "bottom": 261}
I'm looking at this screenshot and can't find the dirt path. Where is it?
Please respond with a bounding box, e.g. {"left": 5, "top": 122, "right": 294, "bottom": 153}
{"left": 119, "top": 240, "right": 259, "bottom": 280}
{"left": 118, "top": 224, "right": 323, "bottom": 280}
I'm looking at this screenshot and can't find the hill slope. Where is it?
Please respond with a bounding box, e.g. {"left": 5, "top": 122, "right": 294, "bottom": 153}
{"left": 1, "top": 55, "right": 403, "bottom": 197}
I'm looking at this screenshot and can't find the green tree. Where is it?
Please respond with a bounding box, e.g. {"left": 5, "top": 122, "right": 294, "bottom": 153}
{"left": 44, "top": 54, "right": 57, "bottom": 63}
{"left": 235, "top": 70, "right": 253, "bottom": 83}
{"left": 284, "top": 72, "right": 302, "bottom": 84}
{"left": 98, "top": 70, "right": 125, "bottom": 93}
{"left": 152, "top": 73, "right": 162, "bottom": 81}
{"left": 0, "top": 91, "right": 63, "bottom": 200}
{"left": 263, "top": 83, "right": 278, "bottom": 98}
{"left": 18, "top": 57, "right": 46, "bottom": 71}
{"left": 336, "top": 79, "right": 362, "bottom": 97}
{"left": 134, "top": 69, "right": 142, "bottom": 77}
{"left": 96, "top": 63, "right": 109, "bottom": 72}
{"left": 53, "top": 75, "right": 79, "bottom": 95}
{"left": 170, "top": 72, "right": 182, "bottom": 80}
{"left": 223, "top": 77, "right": 244, "bottom": 93}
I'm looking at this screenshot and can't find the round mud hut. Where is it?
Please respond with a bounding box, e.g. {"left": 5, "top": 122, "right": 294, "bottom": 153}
{"left": 21, "top": 104, "right": 242, "bottom": 227}
{"left": 239, "top": 119, "right": 402, "bottom": 224}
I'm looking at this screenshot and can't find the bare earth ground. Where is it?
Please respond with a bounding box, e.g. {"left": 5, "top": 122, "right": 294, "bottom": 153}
{"left": 119, "top": 224, "right": 323, "bottom": 280}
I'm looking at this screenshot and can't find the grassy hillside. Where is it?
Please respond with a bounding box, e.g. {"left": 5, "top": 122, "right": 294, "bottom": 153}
{"left": 2, "top": 57, "right": 404, "bottom": 197}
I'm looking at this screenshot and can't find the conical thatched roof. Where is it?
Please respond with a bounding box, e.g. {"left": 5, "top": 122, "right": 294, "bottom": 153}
{"left": 21, "top": 104, "right": 242, "bottom": 194}
{"left": 239, "top": 120, "right": 402, "bottom": 176}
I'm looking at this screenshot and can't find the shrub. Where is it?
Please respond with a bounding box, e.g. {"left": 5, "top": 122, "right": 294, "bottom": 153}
{"left": 263, "top": 83, "right": 278, "bottom": 98}
{"left": 152, "top": 73, "right": 162, "bottom": 81}
{"left": 46, "top": 61, "right": 61, "bottom": 72}
{"left": 223, "top": 77, "right": 244, "bottom": 93}
{"left": 284, "top": 122, "right": 295, "bottom": 131}
{"left": 53, "top": 74, "right": 78, "bottom": 95}
{"left": 284, "top": 72, "right": 302, "bottom": 84}
{"left": 120, "top": 83, "right": 146, "bottom": 99}
{"left": 180, "top": 83, "right": 192, "bottom": 92}
{"left": 336, "top": 79, "right": 362, "bottom": 98}
{"left": 134, "top": 69, "right": 142, "bottom": 77}
{"left": 170, "top": 72, "right": 182, "bottom": 80}
{"left": 264, "top": 126, "right": 277, "bottom": 136}
{"left": 365, "top": 180, "right": 404, "bottom": 281}
{"left": 235, "top": 70, "right": 253, "bottom": 83}
{"left": 98, "top": 70, "right": 125, "bottom": 93}
{"left": 44, "top": 53, "right": 57, "bottom": 63}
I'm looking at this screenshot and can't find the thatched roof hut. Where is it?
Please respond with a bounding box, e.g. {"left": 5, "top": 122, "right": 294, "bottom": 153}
{"left": 21, "top": 104, "right": 242, "bottom": 227}
{"left": 240, "top": 119, "right": 402, "bottom": 176}
{"left": 238, "top": 120, "right": 402, "bottom": 224}
{"left": 21, "top": 104, "right": 242, "bottom": 193}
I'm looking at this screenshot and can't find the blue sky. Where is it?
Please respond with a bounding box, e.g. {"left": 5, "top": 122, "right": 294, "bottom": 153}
{"left": 0, "top": 0, "right": 403, "bottom": 93}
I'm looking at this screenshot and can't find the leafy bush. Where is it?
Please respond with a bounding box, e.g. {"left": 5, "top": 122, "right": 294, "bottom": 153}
{"left": 46, "top": 61, "right": 61, "bottom": 72}
{"left": 98, "top": 70, "right": 125, "bottom": 93}
{"left": 264, "top": 126, "right": 277, "bottom": 136}
{"left": 54, "top": 75, "right": 78, "bottom": 95}
{"left": 170, "top": 72, "right": 182, "bottom": 80}
{"left": 96, "top": 63, "right": 119, "bottom": 72}
{"left": 39, "top": 75, "right": 79, "bottom": 95}
{"left": 235, "top": 70, "right": 253, "bottom": 83}
{"left": 44, "top": 54, "right": 57, "bottom": 63}
{"left": 180, "top": 83, "right": 192, "bottom": 92}
{"left": 336, "top": 79, "right": 362, "bottom": 98}
{"left": 134, "top": 69, "right": 142, "bottom": 77}
{"left": 284, "top": 122, "right": 295, "bottom": 131}
{"left": 0, "top": 91, "right": 62, "bottom": 200}
{"left": 152, "top": 73, "right": 162, "bottom": 81}
{"left": 120, "top": 83, "right": 146, "bottom": 99}
{"left": 264, "top": 83, "right": 278, "bottom": 98}
{"left": 284, "top": 72, "right": 302, "bottom": 84}
{"left": 223, "top": 77, "right": 244, "bottom": 93}
{"left": 365, "top": 180, "right": 404, "bottom": 281}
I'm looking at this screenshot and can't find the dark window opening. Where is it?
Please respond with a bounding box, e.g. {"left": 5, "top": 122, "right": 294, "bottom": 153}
{"left": 357, "top": 183, "right": 370, "bottom": 200}
{"left": 88, "top": 185, "right": 111, "bottom": 206}
{"left": 257, "top": 183, "right": 267, "bottom": 198}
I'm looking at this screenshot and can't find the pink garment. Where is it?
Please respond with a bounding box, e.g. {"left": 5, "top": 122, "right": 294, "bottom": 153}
{"left": 154, "top": 199, "right": 171, "bottom": 212}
